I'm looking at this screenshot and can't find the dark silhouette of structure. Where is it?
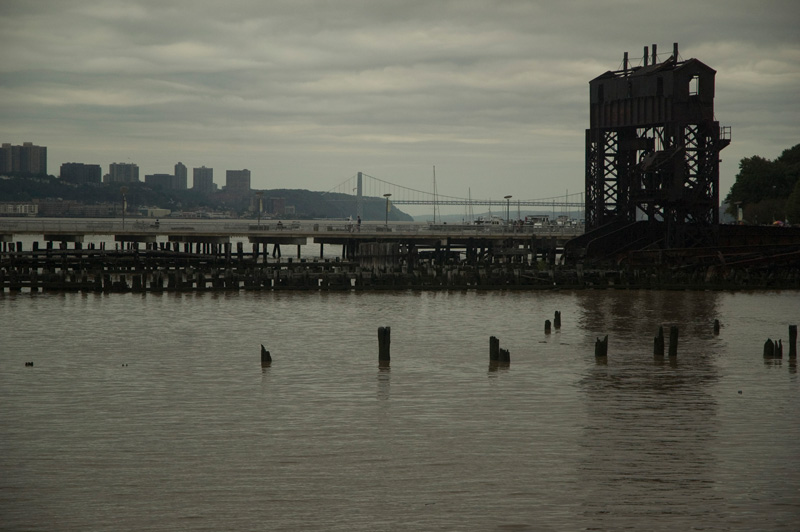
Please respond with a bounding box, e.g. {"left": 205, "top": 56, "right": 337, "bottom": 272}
{"left": 584, "top": 43, "right": 730, "bottom": 250}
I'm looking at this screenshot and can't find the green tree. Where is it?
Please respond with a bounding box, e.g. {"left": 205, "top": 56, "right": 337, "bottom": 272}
{"left": 786, "top": 179, "right": 800, "bottom": 225}
{"left": 724, "top": 143, "right": 800, "bottom": 222}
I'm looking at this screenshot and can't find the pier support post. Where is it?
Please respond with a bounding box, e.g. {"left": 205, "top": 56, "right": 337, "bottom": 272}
{"left": 378, "top": 326, "right": 391, "bottom": 365}
{"left": 260, "top": 344, "right": 272, "bottom": 366}
{"left": 654, "top": 326, "right": 665, "bottom": 357}
{"left": 595, "top": 335, "right": 608, "bottom": 357}
{"left": 668, "top": 326, "right": 679, "bottom": 358}
{"left": 498, "top": 347, "right": 510, "bottom": 365}
{"left": 714, "top": 319, "right": 720, "bottom": 335}
{"left": 554, "top": 311, "right": 561, "bottom": 329}
{"left": 545, "top": 320, "right": 551, "bottom": 334}
{"left": 489, "top": 336, "right": 500, "bottom": 362}
{"left": 764, "top": 339, "right": 775, "bottom": 358}
{"left": 789, "top": 325, "right": 797, "bottom": 358}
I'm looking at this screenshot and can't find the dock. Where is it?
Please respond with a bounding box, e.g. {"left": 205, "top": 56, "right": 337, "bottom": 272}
{"left": 1, "top": 218, "right": 584, "bottom": 292}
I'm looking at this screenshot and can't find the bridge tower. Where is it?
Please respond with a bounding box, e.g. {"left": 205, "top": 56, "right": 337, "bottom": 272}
{"left": 356, "top": 172, "right": 364, "bottom": 219}
{"left": 585, "top": 43, "right": 730, "bottom": 248}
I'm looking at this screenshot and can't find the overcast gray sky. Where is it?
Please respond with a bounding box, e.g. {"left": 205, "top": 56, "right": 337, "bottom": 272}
{"left": 2, "top": 0, "right": 798, "bottom": 213}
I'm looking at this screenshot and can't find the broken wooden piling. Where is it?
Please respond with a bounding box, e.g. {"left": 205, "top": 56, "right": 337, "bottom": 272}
{"left": 668, "top": 326, "right": 679, "bottom": 358}
{"left": 489, "top": 336, "right": 509, "bottom": 366}
{"left": 789, "top": 325, "right": 797, "bottom": 358}
{"left": 489, "top": 336, "right": 500, "bottom": 362}
{"left": 654, "top": 326, "right": 665, "bottom": 357}
{"left": 378, "top": 326, "right": 391, "bottom": 364}
{"left": 595, "top": 335, "right": 608, "bottom": 357}
{"left": 260, "top": 344, "right": 272, "bottom": 365}
{"left": 714, "top": 319, "right": 720, "bottom": 335}
{"left": 554, "top": 311, "right": 561, "bottom": 329}
{"left": 763, "top": 339, "right": 775, "bottom": 358}
{"left": 498, "top": 347, "right": 510, "bottom": 365}
{"left": 545, "top": 320, "right": 551, "bottom": 334}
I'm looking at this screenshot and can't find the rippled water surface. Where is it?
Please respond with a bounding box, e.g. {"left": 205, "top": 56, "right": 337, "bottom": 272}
{"left": 2, "top": 290, "right": 799, "bottom": 531}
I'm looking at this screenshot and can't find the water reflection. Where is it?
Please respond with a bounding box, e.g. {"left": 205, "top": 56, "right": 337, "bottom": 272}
{"left": 575, "top": 290, "right": 723, "bottom": 524}
{"left": 575, "top": 290, "right": 721, "bottom": 341}
{"left": 377, "top": 366, "right": 390, "bottom": 401}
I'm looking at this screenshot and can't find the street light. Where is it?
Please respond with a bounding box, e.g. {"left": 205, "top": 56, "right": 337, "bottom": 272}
{"left": 255, "top": 191, "right": 263, "bottom": 228}
{"left": 383, "top": 193, "right": 392, "bottom": 229}
{"left": 120, "top": 186, "right": 128, "bottom": 230}
{"left": 504, "top": 195, "right": 512, "bottom": 226}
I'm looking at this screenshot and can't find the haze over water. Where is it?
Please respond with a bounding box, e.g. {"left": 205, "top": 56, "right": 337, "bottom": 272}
{"left": 2, "top": 289, "right": 799, "bottom": 530}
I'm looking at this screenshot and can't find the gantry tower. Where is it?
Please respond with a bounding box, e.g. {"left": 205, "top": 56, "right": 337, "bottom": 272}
{"left": 585, "top": 43, "right": 730, "bottom": 248}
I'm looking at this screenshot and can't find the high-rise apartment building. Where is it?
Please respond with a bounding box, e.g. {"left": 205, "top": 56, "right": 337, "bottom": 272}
{"left": 268, "top": 197, "right": 286, "bottom": 215}
{"left": 174, "top": 162, "right": 188, "bottom": 190}
{"left": 193, "top": 166, "right": 214, "bottom": 193}
{"left": 225, "top": 169, "right": 251, "bottom": 192}
{"left": 145, "top": 173, "right": 176, "bottom": 189}
{"left": 0, "top": 142, "right": 48, "bottom": 176}
{"left": 105, "top": 163, "right": 140, "bottom": 183}
{"left": 60, "top": 162, "right": 102, "bottom": 184}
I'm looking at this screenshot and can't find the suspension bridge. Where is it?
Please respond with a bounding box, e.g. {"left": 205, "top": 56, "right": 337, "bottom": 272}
{"left": 324, "top": 171, "right": 584, "bottom": 220}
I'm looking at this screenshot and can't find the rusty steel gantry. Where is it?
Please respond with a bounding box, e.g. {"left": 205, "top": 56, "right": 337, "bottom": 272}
{"left": 585, "top": 43, "right": 731, "bottom": 249}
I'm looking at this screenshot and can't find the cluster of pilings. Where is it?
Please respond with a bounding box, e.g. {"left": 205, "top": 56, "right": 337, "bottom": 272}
{"left": 764, "top": 325, "right": 798, "bottom": 359}
{"left": 595, "top": 325, "right": 681, "bottom": 359}
{"left": 592, "top": 323, "right": 799, "bottom": 362}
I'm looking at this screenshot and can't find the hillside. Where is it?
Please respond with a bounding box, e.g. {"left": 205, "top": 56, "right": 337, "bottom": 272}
{"left": 0, "top": 176, "right": 413, "bottom": 221}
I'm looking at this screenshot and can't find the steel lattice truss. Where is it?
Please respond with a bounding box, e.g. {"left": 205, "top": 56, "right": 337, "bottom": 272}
{"left": 585, "top": 44, "right": 730, "bottom": 249}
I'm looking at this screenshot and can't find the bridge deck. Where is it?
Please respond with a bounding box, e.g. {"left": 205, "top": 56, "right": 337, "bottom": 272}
{"left": 1, "top": 218, "right": 584, "bottom": 248}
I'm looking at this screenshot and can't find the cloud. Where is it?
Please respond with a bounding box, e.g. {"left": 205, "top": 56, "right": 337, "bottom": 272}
{"left": 1, "top": 0, "right": 798, "bottom": 207}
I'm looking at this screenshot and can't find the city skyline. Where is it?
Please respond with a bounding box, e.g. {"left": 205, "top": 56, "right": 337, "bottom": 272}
{"left": 2, "top": 1, "right": 799, "bottom": 208}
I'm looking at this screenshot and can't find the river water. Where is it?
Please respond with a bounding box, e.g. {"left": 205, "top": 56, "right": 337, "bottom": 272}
{"left": 1, "top": 289, "right": 799, "bottom": 531}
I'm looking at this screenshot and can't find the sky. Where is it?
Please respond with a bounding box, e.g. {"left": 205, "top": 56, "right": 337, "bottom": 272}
{"left": 2, "top": 0, "right": 799, "bottom": 215}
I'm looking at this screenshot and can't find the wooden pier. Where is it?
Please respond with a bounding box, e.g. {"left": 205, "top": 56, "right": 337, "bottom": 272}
{"left": 2, "top": 218, "right": 800, "bottom": 291}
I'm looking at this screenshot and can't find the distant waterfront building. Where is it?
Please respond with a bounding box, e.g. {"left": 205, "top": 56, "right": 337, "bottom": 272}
{"left": 267, "top": 197, "right": 286, "bottom": 215}
{"left": 193, "top": 166, "right": 214, "bottom": 193}
{"left": 145, "top": 173, "right": 176, "bottom": 189}
{"left": 225, "top": 169, "right": 251, "bottom": 193}
{"left": 60, "top": 162, "right": 102, "bottom": 184}
{"left": 34, "top": 199, "right": 116, "bottom": 218}
{"left": 0, "top": 142, "right": 48, "bottom": 176}
{"left": 106, "top": 163, "right": 140, "bottom": 183}
{"left": 174, "top": 162, "right": 188, "bottom": 190}
{"left": 0, "top": 202, "right": 38, "bottom": 216}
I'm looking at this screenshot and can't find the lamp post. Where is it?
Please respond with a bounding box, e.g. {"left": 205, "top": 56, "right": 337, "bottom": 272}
{"left": 383, "top": 193, "right": 392, "bottom": 229}
{"left": 120, "top": 186, "right": 128, "bottom": 230}
{"left": 504, "top": 195, "right": 512, "bottom": 226}
{"left": 256, "top": 191, "right": 263, "bottom": 228}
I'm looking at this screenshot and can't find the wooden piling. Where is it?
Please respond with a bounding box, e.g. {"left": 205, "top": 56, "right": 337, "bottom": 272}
{"left": 763, "top": 339, "right": 775, "bottom": 358}
{"left": 260, "top": 344, "right": 272, "bottom": 365}
{"left": 668, "top": 326, "right": 679, "bottom": 357}
{"left": 654, "top": 326, "right": 665, "bottom": 357}
{"left": 595, "top": 335, "right": 608, "bottom": 357}
{"left": 498, "top": 348, "right": 510, "bottom": 365}
{"left": 713, "top": 319, "right": 720, "bottom": 335}
{"left": 489, "top": 336, "right": 500, "bottom": 362}
{"left": 789, "top": 325, "right": 797, "bottom": 358}
{"left": 554, "top": 311, "right": 561, "bottom": 329}
{"left": 378, "top": 326, "right": 391, "bottom": 364}
{"left": 545, "top": 320, "right": 551, "bottom": 334}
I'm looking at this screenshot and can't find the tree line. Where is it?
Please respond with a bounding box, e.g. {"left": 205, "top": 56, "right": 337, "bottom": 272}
{"left": 725, "top": 143, "right": 800, "bottom": 224}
